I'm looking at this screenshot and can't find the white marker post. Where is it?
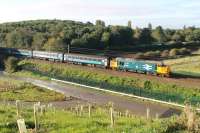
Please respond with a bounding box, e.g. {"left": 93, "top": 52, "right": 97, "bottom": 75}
{"left": 17, "top": 119, "right": 27, "bottom": 133}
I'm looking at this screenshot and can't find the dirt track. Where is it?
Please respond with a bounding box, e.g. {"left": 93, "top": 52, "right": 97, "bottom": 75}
{"left": 25, "top": 78, "right": 182, "bottom": 118}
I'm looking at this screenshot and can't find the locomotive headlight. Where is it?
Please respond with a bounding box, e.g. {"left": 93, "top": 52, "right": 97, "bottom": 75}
{"left": 104, "top": 60, "right": 107, "bottom": 66}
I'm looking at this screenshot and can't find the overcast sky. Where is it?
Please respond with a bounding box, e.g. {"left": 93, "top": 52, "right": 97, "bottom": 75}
{"left": 0, "top": 0, "right": 200, "bottom": 28}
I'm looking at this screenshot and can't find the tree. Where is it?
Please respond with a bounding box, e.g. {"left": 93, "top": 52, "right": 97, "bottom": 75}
{"left": 139, "top": 28, "right": 152, "bottom": 44}
{"left": 164, "top": 29, "right": 175, "bottom": 41}
{"left": 134, "top": 27, "right": 142, "bottom": 42}
{"left": 5, "top": 31, "right": 18, "bottom": 48}
{"left": 2, "top": 19, "right": 200, "bottom": 52}
{"left": 101, "top": 32, "right": 111, "bottom": 49}
{"left": 71, "top": 38, "right": 87, "bottom": 47}
{"left": 148, "top": 23, "right": 152, "bottom": 30}
{"left": 60, "top": 28, "right": 76, "bottom": 45}
{"left": 43, "top": 37, "right": 66, "bottom": 52}
{"left": 32, "top": 33, "right": 47, "bottom": 50}
{"left": 95, "top": 20, "right": 105, "bottom": 27}
{"left": 4, "top": 57, "right": 18, "bottom": 73}
{"left": 152, "top": 26, "right": 167, "bottom": 43}
{"left": 128, "top": 20, "right": 132, "bottom": 28}
{"left": 5, "top": 29, "right": 33, "bottom": 49}
{"left": 193, "top": 30, "right": 200, "bottom": 41}
{"left": 110, "top": 26, "right": 133, "bottom": 46}
{"left": 172, "top": 32, "right": 184, "bottom": 42}
{"left": 0, "top": 33, "right": 6, "bottom": 47}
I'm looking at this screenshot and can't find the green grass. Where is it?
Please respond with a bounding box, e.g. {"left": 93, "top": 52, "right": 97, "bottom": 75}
{"left": 164, "top": 55, "right": 200, "bottom": 77}
{"left": 0, "top": 77, "right": 24, "bottom": 91}
{"left": 13, "top": 70, "right": 50, "bottom": 81}
{"left": 17, "top": 59, "right": 200, "bottom": 106}
{"left": 0, "top": 105, "right": 188, "bottom": 133}
{"left": 0, "top": 78, "right": 66, "bottom": 102}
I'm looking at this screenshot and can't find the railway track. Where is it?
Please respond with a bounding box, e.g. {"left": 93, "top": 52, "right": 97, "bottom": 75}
{"left": 27, "top": 58, "right": 200, "bottom": 89}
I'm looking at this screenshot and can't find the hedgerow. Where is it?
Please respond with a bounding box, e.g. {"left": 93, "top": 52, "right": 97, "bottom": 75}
{"left": 18, "top": 59, "right": 200, "bottom": 106}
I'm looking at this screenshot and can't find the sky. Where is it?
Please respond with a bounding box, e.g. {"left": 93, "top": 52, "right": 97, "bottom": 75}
{"left": 0, "top": 0, "right": 200, "bottom": 28}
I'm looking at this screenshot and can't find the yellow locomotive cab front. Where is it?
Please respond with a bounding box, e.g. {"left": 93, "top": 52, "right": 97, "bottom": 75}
{"left": 110, "top": 59, "right": 118, "bottom": 69}
{"left": 157, "top": 65, "right": 170, "bottom": 77}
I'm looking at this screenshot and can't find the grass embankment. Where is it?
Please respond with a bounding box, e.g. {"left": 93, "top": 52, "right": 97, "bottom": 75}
{"left": 0, "top": 104, "right": 192, "bottom": 133}
{"left": 0, "top": 77, "right": 66, "bottom": 102}
{"left": 18, "top": 59, "right": 200, "bottom": 106}
{"left": 164, "top": 55, "right": 200, "bottom": 77}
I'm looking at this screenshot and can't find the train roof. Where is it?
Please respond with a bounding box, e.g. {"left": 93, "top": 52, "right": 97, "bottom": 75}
{"left": 116, "top": 57, "right": 163, "bottom": 65}
{"left": 33, "top": 50, "right": 63, "bottom": 54}
{"left": 64, "top": 53, "right": 108, "bottom": 59}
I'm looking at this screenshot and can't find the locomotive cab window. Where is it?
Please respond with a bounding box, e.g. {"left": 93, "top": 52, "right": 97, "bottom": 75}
{"left": 119, "top": 62, "right": 124, "bottom": 66}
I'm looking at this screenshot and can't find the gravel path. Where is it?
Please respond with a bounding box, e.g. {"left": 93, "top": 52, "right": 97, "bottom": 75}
{"left": 0, "top": 73, "right": 181, "bottom": 118}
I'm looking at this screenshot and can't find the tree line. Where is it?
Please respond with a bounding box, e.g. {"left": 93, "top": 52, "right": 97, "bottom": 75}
{"left": 0, "top": 19, "right": 200, "bottom": 52}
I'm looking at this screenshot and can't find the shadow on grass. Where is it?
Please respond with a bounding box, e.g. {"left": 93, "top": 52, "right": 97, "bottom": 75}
{"left": 172, "top": 71, "right": 200, "bottom": 79}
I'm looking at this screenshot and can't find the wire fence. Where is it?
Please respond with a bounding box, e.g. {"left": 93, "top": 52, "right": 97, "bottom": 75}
{"left": 21, "top": 66, "right": 200, "bottom": 107}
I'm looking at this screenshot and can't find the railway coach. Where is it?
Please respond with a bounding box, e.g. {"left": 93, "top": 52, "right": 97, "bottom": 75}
{"left": 33, "top": 51, "right": 64, "bottom": 61}
{"left": 64, "top": 53, "right": 108, "bottom": 68}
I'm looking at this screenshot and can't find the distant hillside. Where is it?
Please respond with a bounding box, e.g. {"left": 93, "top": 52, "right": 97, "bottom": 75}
{"left": 0, "top": 19, "right": 200, "bottom": 54}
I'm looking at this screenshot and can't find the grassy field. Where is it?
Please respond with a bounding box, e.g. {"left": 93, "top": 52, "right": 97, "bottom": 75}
{"left": 0, "top": 77, "right": 66, "bottom": 102}
{"left": 17, "top": 59, "right": 200, "bottom": 106}
{"left": 164, "top": 55, "right": 200, "bottom": 77}
{"left": 0, "top": 104, "right": 192, "bottom": 133}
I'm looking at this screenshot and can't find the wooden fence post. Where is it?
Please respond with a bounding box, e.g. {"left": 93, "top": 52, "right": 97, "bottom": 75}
{"left": 53, "top": 107, "right": 56, "bottom": 114}
{"left": 88, "top": 104, "right": 91, "bottom": 118}
{"left": 34, "top": 104, "right": 39, "bottom": 132}
{"left": 16, "top": 100, "right": 21, "bottom": 118}
{"left": 119, "top": 112, "right": 122, "bottom": 117}
{"left": 156, "top": 113, "right": 159, "bottom": 119}
{"left": 80, "top": 105, "right": 83, "bottom": 116}
{"left": 146, "top": 108, "right": 150, "bottom": 120}
{"left": 110, "top": 107, "right": 114, "bottom": 128}
{"left": 75, "top": 106, "right": 78, "bottom": 116}
{"left": 40, "top": 105, "right": 46, "bottom": 115}
{"left": 125, "top": 110, "right": 129, "bottom": 118}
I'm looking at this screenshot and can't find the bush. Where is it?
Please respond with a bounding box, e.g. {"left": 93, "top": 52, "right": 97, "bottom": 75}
{"left": 178, "top": 48, "right": 191, "bottom": 55}
{"left": 4, "top": 57, "right": 19, "bottom": 73}
{"left": 144, "top": 51, "right": 160, "bottom": 58}
{"left": 17, "top": 59, "right": 200, "bottom": 106}
{"left": 134, "top": 52, "right": 144, "bottom": 59}
{"left": 161, "top": 50, "right": 169, "bottom": 58}
{"left": 169, "top": 49, "right": 178, "bottom": 57}
{"left": 144, "top": 80, "right": 152, "bottom": 90}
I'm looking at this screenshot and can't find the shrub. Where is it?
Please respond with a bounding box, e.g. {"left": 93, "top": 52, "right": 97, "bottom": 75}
{"left": 144, "top": 80, "right": 152, "bottom": 90}
{"left": 18, "top": 59, "right": 200, "bottom": 106}
{"left": 4, "top": 57, "right": 19, "bottom": 73}
{"left": 134, "top": 52, "right": 144, "bottom": 59}
{"left": 161, "top": 50, "right": 169, "bottom": 58}
{"left": 144, "top": 51, "right": 160, "bottom": 58}
{"left": 178, "top": 48, "right": 191, "bottom": 55}
{"left": 169, "top": 48, "right": 178, "bottom": 57}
